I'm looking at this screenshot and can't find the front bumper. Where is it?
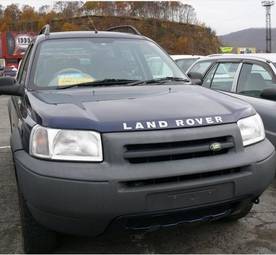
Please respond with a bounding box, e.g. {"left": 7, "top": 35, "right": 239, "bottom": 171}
{"left": 14, "top": 136, "right": 276, "bottom": 236}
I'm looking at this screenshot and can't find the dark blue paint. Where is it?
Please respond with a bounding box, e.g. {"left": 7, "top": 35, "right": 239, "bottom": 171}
{"left": 23, "top": 84, "right": 255, "bottom": 132}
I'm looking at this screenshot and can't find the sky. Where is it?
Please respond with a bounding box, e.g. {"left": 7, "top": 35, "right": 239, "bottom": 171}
{"left": 0, "top": 0, "right": 275, "bottom": 35}
{"left": 186, "top": 0, "right": 274, "bottom": 35}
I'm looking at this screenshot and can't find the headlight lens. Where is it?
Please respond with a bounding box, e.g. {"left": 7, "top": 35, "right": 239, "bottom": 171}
{"left": 30, "top": 125, "right": 103, "bottom": 162}
{"left": 237, "top": 114, "right": 265, "bottom": 146}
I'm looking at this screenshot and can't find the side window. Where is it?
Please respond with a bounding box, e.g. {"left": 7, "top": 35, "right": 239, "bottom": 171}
{"left": 237, "top": 63, "right": 276, "bottom": 98}
{"left": 189, "top": 61, "right": 213, "bottom": 75}
{"left": 202, "top": 64, "right": 218, "bottom": 87}
{"left": 176, "top": 58, "right": 197, "bottom": 73}
{"left": 17, "top": 44, "right": 33, "bottom": 84}
{"left": 203, "top": 62, "right": 239, "bottom": 92}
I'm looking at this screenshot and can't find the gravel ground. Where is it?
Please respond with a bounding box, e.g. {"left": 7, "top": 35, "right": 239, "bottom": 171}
{"left": 1, "top": 95, "right": 276, "bottom": 254}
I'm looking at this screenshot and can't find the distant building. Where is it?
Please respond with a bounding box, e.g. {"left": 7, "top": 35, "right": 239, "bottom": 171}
{"left": 237, "top": 47, "right": 256, "bottom": 54}
{"left": 220, "top": 47, "right": 256, "bottom": 54}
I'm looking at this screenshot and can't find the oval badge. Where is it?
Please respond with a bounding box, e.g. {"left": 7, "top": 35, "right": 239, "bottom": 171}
{"left": 210, "top": 142, "right": 222, "bottom": 152}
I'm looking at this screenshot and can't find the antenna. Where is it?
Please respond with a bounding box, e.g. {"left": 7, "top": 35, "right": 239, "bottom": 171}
{"left": 88, "top": 17, "right": 98, "bottom": 34}
{"left": 262, "top": 1, "right": 274, "bottom": 53}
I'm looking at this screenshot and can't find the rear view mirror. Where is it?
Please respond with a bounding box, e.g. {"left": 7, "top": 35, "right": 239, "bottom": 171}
{"left": 0, "top": 77, "right": 23, "bottom": 96}
{"left": 260, "top": 88, "right": 276, "bottom": 101}
{"left": 187, "top": 72, "right": 203, "bottom": 85}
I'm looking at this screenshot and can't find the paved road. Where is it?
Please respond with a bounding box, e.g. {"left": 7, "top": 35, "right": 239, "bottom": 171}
{"left": 1, "top": 95, "right": 276, "bottom": 253}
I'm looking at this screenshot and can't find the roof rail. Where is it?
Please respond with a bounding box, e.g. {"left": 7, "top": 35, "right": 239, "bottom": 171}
{"left": 106, "top": 25, "right": 141, "bottom": 35}
{"left": 39, "top": 24, "right": 50, "bottom": 36}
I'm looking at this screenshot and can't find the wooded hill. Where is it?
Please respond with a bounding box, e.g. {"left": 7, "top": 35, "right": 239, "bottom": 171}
{"left": 50, "top": 15, "right": 220, "bottom": 55}
{"left": 0, "top": 2, "right": 220, "bottom": 55}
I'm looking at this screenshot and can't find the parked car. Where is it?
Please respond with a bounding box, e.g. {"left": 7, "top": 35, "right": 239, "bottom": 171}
{"left": 3, "top": 65, "right": 18, "bottom": 77}
{"left": 187, "top": 54, "right": 276, "bottom": 147}
{"left": 0, "top": 27, "right": 275, "bottom": 253}
{"left": 171, "top": 55, "right": 203, "bottom": 73}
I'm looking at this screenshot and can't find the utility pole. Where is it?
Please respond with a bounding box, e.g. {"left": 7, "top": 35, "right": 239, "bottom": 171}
{"left": 262, "top": 1, "right": 274, "bottom": 53}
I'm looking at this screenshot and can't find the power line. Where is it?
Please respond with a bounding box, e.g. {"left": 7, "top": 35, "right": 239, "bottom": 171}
{"left": 262, "top": 1, "right": 274, "bottom": 53}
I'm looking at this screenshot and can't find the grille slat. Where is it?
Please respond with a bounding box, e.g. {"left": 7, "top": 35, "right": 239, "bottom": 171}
{"left": 124, "top": 142, "right": 234, "bottom": 159}
{"left": 124, "top": 136, "right": 234, "bottom": 164}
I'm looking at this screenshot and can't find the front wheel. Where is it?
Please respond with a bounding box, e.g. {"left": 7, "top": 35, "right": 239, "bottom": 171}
{"left": 17, "top": 188, "right": 58, "bottom": 253}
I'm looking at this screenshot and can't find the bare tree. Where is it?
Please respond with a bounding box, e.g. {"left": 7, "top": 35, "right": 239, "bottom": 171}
{"left": 53, "top": 1, "right": 197, "bottom": 24}
{"left": 39, "top": 5, "right": 50, "bottom": 14}
{"left": 0, "top": 5, "right": 4, "bottom": 19}
{"left": 53, "top": 1, "right": 66, "bottom": 14}
{"left": 179, "top": 4, "right": 197, "bottom": 24}
{"left": 63, "top": 1, "right": 83, "bottom": 18}
{"left": 4, "top": 4, "right": 21, "bottom": 21}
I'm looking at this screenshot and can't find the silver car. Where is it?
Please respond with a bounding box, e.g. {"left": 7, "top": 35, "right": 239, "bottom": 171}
{"left": 171, "top": 55, "right": 204, "bottom": 73}
{"left": 187, "top": 53, "right": 276, "bottom": 147}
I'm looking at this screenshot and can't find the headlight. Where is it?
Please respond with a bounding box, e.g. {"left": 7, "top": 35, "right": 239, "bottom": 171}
{"left": 30, "top": 125, "right": 103, "bottom": 162}
{"left": 237, "top": 114, "right": 265, "bottom": 146}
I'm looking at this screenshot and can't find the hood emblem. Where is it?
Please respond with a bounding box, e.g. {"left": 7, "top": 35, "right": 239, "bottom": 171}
{"left": 210, "top": 142, "right": 222, "bottom": 152}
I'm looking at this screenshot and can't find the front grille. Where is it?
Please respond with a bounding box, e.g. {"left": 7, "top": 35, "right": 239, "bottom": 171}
{"left": 124, "top": 136, "right": 234, "bottom": 164}
{"left": 121, "top": 167, "right": 243, "bottom": 189}
{"left": 112, "top": 200, "right": 244, "bottom": 231}
{"left": 124, "top": 203, "right": 234, "bottom": 230}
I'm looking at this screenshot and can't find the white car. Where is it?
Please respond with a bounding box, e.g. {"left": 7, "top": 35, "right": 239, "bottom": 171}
{"left": 171, "top": 55, "right": 204, "bottom": 73}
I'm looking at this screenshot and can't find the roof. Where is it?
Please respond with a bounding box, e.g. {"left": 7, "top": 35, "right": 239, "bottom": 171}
{"left": 206, "top": 53, "right": 276, "bottom": 63}
{"left": 171, "top": 55, "right": 203, "bottom": 60}
{"left": 36, "top": 31, "right": 147, "bottom": 41}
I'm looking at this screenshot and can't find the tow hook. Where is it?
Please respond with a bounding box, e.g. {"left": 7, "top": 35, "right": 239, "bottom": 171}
{"left": 253, "top": 198, "right": 260, "bottom": 204}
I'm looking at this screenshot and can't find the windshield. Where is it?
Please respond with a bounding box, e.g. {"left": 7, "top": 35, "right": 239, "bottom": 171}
{"left": 32, "top": 38, "right": 187, "bottom": 89}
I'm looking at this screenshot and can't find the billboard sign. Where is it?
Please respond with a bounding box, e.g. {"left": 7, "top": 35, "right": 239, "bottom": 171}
{"left": 220, "top": 47, "right": 234, "bottom": 53}
{"left": 237, "top": 47, "right": 256, "bottom": 54}
{"left": 6, "top": 32, "right": 34, "bottom": 57}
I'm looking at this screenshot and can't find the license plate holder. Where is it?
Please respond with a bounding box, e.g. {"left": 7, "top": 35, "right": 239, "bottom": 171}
{"left": 147, "top": 183, "right": 234, "bottom": 211}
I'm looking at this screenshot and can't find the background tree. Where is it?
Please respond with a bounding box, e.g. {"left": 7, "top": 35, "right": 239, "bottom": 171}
{"left": 82, "top": 1, "right": 100, "bottom": 15}
{"left": 62, "top": 1, "right": 83, "bottom": 19}
{"left": 0, "top": 1, "right": 220, "bottom": 54}
{"left": 3, "top": 4, "right": 21, "bottom": 30}
{"left": 21, "top": 5, "right": 39, "bottom": 31}
{"left": 38, "top": 5, "right": 50, "bottom": 15}
{"left": 53, "top": 1, "right": 66, "bottom": 15}
{"left": 0, "top": 5, "right": 4, "bottom": 20}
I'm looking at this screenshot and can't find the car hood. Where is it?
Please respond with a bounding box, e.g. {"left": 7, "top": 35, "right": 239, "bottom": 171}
{"left": 26, "top": 85, "right": 255, "bottom": 132}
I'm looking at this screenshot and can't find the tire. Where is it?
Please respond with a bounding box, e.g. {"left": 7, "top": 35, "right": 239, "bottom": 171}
{"left": 17, "top": 188, "right": 58, "bottom": 254}
{"left": 223, "top": 201, "right": 253, "bottom": 221}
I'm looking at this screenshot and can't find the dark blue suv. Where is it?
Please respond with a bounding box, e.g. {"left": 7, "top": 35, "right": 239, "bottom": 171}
{"left": 0, "top": 25, "right": 275, "bottom": 253}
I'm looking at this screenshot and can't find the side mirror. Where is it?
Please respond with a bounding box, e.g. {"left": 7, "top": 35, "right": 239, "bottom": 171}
{"left": 0, "top": 77, "right": 24, "bottom": 96}
{"left": 260, "top": 88, "right": 276, "bottom": 101}
{"left": 187, "top": 72, "right": 203, "bottom": 85}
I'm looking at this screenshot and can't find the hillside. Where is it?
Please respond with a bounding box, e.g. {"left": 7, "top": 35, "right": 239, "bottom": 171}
{"left": 51, "top": 15, "right": 221, "bottom": 55}
{"left": 220, "top": 28, "right": 276, "bottom": 52}
{"left": 0, "top": 2, "right": 220, "bottom": 55}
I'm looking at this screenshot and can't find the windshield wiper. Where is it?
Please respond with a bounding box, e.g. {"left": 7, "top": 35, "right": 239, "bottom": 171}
{"left": 58, "top": 77, "right": 190, "bottom": 89}
{"left": 129, "top": 77, "right": 191, "bottom": 86}
{"left": 58, "top": 79, "right": 139, "bottom": 89}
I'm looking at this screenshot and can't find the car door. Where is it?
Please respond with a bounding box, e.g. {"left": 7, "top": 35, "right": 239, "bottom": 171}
{"left": 9, "top": 43, "right": 33, "bottom": 150}
{"left": 227, "top": 61, "right": 276, "bottom": 147}
{"left": 201, "top": 61, "right": 241, "bottom": 92}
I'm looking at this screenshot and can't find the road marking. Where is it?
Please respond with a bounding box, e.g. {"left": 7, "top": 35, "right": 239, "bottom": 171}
{"left": 0, "top": 146, "right": 10, "bottom": 150}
